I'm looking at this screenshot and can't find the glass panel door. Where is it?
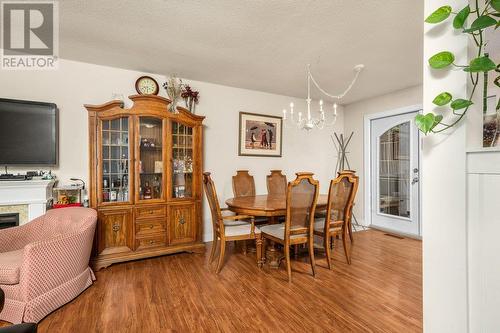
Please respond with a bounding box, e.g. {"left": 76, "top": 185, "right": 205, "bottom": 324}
{"left": 378, "top": 121, "right": 411, "bottom": 218}
{"left": 101, "top": 117, "right": 130, "bottom": 203}
{"left": 138, "top": 117, "right": 163, "bottom": 201}
{"left": 171, "top": 121, "right": 193, "bottom": 199}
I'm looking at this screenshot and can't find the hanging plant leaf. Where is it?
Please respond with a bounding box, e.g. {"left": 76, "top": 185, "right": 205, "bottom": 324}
{"left": 432, "top": 92, "right": 453, "bottom": 106}
{"left": 464, "top": 15, "right": 497, "bottom": 32}
{"left": 453, "top": 6, "right": 470, "bottom": 29}
{"left": 492, "top": 0, "right": 500, "bottom": 12}
{"left": 429, "top": 51, "right": 455, "bottom": 69}
{"left": 425, "top": 6, "right": 452, "bottom": 23}
{"left": 468, "top": 56, "right": 497, "bottom": 72}
{"left": 430, "top": 115, "right": 444, "bottom": 131}
{"left": 416, "top": 113, "right": 441, "bottom": 134}
{"left": 450, "top": 99, "right": 473, "bottom": 110}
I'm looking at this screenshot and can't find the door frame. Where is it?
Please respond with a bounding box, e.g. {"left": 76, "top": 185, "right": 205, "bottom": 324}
{"left": 363, "top": 104, "right": 423, "bottom": 237}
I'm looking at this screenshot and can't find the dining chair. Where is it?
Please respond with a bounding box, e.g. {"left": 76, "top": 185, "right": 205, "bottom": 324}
{"left": 337, "top": 170, "right": 358, "bottom": 243}
{"left": 313, "top": 172, "right": 359, "bottom": 269}
{"left": 266, "top": 170, "right": 287, "bottom": 195}
{"left": 232, "top": 170, "right": 256, "bottom": 197}
{"left": 203, "top": 172, "right": 262, "bottom": 273}
{"left": 259, "top": 172, "right": 319, "bottom": 282}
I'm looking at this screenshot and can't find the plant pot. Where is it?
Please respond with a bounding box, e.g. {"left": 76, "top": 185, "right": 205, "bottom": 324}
{"left": 483, "top": 112, "right": 500, "bottom": 147}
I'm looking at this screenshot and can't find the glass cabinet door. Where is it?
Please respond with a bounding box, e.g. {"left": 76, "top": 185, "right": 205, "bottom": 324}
{"left": 101, "top": 117, "right": 130, "bottom": 204}
{"left": 171, "top": 121, "right": 194, "bottom": 199}
{"left": 138, "top": 117, "right": 164, "bottom": 201}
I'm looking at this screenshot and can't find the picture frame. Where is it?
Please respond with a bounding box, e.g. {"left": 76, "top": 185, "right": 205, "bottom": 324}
{"left": 238, "top": 112, "right": 283, "bottom": 157}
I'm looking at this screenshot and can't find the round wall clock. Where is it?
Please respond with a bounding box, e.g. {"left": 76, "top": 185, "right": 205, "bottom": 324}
{"left": 135, "top": 76, "right": 159, "bottom": 95}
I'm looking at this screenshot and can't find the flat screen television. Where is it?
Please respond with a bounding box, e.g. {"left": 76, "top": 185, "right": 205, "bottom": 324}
{"left": 0, "top": 98, "right": 58, "bottom": 165}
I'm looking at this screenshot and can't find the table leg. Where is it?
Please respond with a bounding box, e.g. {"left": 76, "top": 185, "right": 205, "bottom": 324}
{"left": 265, "top": 216, "right": 283, "bottom": 269}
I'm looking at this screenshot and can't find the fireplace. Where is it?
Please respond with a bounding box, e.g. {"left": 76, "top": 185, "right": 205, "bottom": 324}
{"left": 0, "top": 212, "right": 19, "bottom": 229}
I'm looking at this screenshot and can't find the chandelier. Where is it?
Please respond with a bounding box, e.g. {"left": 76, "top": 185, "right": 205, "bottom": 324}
{"left": 283, "top": 64, "right": 364, "bottom": 130}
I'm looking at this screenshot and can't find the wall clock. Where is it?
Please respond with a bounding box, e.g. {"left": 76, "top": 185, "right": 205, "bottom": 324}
{"left": 135, "top": 76, "right": 159, "bottom": 95}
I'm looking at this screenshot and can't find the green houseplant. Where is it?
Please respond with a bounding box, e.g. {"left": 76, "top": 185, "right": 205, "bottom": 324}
{"left": 417, "top": 0, "right": 499, "bottom": 134}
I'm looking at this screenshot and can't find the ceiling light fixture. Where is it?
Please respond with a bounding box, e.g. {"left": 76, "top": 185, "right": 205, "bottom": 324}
{"left": 283, "top": 64, "right": 365, "bottom": 130}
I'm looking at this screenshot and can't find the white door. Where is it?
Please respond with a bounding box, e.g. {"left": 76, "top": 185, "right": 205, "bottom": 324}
{"left": 370, "top": 111, "right": 420, "bottom": 236}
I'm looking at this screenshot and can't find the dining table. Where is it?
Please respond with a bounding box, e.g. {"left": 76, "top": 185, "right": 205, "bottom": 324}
{"left": 225, "top": 194, "right": 329, "bottom": 268}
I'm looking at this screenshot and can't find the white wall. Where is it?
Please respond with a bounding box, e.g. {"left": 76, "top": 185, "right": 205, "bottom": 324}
{"left": 0, "top": 59, "right": 343, "bottom": 241}
{"left": 422, "top": 0, "right": 469, "bottom": 331}
{"left": 343, "top": 85, "right": 423, "bottom": 224}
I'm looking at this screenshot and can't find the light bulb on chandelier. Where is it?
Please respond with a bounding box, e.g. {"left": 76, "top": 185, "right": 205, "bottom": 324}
{"left": 283, "top": 63, "right": 364, "bottom": 131}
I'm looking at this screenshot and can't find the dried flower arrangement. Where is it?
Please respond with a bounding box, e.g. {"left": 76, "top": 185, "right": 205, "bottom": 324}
{"left": 162, "top": 76, "right": 200, "bottom": 114}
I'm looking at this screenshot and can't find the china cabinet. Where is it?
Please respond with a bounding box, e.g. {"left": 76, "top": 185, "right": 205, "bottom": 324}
{"left": 85, "top": 95, "right": 204, "bottom": 270}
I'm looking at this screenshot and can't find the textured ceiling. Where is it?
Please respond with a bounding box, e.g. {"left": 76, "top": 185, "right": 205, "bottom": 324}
{"left": 59, "top": 0, "right": 423, "bottom": 104}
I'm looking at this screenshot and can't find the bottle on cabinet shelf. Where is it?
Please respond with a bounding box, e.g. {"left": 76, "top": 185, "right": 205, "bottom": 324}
{"left": 152, "top": 176, "right": 160, "bottom": 198}
{"left": 109, "top": 181, "right": 117, "bottom": 201}
{"left": 143, "top": 181, "right": 152, "bottom": 199}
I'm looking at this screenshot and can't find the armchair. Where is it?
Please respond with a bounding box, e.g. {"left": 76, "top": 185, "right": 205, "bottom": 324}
{"left": 0, "top": 208, "right": 97, "bottom": 324}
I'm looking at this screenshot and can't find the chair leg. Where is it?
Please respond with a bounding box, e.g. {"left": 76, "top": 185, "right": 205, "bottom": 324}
{"left": 294, "top": 244, "right": 299, "bottom": 257}
{"left": 342, "top": 227, "right": 351, "bottom": 265}
{"left": 209, "top": 233, "right": 218, "bottom": 263}
{"left": 242, "top": 240, "right": 248, "bottom": 255}
{"left": 261, "top": 237, "right": 267, "bottom": 264}
{"left": 216, "top": 238, "right": 227, "bottom": 273}
{"left": 324, "top": 235, "right": 332, "bottom": 270}
{"left": 348, "top": 219, "right": 354, "bottom": 243}
{"left": 284, "top": 244, "right": 292, "bottom": 283}
{"left": 256, "top": 235, "right": 263, "bottom": 268}
{"left": 308, "top": 239, "right": 316, "bottom": 278}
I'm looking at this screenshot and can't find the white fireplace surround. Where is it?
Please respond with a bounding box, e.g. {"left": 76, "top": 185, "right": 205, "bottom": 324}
{"left": 0, "top": 179, "right": 55, "bottom": 225}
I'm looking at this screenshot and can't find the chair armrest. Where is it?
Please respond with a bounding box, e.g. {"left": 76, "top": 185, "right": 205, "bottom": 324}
{"left": 223, "top": 215, "right": 256, "bottom": 234}
{"left": 223, "top": 214, "right": 253, "bottom": 221}
{"left": 18, "top": 223, "right": 96, "bottom": 301}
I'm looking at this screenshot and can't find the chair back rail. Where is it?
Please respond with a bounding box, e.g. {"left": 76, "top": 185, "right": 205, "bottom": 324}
{"left": 232, "top": 170, "right": 256, "bottom": 197}
{"left": 285, "top": 172, "right": 319, "bottom": 242}
{"left": 266, "top": 170, "right": 287, "bottom": 196}
{"left": 325, "top": 172, "right": 359, "bottom": 234}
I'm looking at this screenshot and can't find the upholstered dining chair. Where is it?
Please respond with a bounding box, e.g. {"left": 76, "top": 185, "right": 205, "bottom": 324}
{"left": 266, "top": 170, "right": 287, "bottom": 195}
{"left": 314, "top": 172, "right": 359, "bottom": 269}
{"left": 337, "top": 170, "right": 358, "bottom": 243}
{"left": 259, "top": 172, "right": 319, "bottom": 282}
{"left": 203, "top": 172, "right": 262, "bottom": 273}
{"left": 232, "top": 170, "right": 256, "bottom": 197}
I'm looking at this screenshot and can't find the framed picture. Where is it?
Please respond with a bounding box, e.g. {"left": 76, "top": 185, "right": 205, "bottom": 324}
{"left": 239, "top": 112, "right": 282, "bottom": 157}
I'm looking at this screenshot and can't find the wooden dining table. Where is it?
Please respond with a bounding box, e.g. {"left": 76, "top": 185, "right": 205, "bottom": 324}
{"left": 225, "top": 194, "right": 329, "bottom": 268}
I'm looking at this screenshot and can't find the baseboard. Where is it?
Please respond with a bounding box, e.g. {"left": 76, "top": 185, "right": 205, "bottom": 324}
{"left": 369, "top": 225, "right": 422, "bottom": 240}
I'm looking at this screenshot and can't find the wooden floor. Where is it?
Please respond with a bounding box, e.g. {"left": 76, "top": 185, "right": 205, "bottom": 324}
{"left": 1, "top": 229, "right": 422, "bottom": 332}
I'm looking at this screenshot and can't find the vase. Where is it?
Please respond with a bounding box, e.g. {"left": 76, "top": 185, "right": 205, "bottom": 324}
{"left": 483, "top": 111, "right": 500, "bottom": 147}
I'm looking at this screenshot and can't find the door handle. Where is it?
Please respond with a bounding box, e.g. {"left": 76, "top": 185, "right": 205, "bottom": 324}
{"left": 411, "top": 177, "right": 419, "bottom": 185}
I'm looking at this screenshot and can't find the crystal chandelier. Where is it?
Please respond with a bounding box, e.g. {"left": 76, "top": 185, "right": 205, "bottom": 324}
{"left": 283, "top": 64, "right": 364, "bottom": 130}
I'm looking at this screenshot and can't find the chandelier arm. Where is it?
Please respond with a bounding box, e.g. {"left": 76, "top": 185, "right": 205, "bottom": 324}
{"left": 307, "top": 65, "right": 363, "bottom": 100}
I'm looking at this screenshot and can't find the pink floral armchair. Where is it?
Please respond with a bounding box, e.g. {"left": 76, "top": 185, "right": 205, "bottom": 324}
{"left": 0, "top": 207, "right": 97, "bottom": 324}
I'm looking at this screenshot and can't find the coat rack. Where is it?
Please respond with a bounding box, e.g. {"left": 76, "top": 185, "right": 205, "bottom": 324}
{"left": 331, "top": 132, "right": 366, "bottom": 231}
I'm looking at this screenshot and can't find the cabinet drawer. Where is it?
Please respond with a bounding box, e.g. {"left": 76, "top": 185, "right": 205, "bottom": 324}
{"left": 135, "top": 233, "right": 166, "bottom": 251}
{"left": 135, "top": 205, "right": 166, "bottom": 219}
{"left": 136, "top": 219, "right": 165, "bottom": 236}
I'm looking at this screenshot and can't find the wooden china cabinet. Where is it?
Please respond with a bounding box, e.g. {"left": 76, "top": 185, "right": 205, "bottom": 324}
{"left": 84, "top": 95, "right": 205, "bottom": 270}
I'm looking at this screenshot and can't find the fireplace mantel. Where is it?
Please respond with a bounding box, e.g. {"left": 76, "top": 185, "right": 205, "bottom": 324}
{"left": 0, "top": 179, "right": 55, "bottom": 225}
